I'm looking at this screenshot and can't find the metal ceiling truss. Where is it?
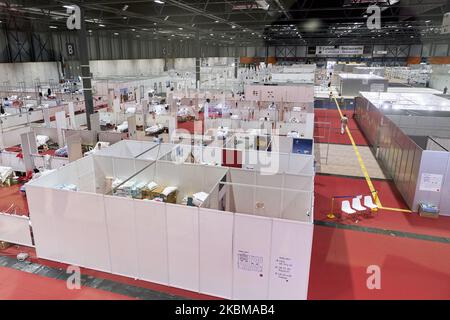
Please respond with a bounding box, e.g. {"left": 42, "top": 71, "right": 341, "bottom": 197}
{"left": 0, "top": 0, "right": 449, "bottom": 47}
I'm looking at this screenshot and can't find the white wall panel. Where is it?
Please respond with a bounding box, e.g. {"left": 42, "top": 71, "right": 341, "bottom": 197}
{"left": 0, "top": 213, "right": 32, "bottom": 247}
{"left": 28, "top": 186, "right": 111, "bottom": 271}
{"left": 104, "top": 196, "right": 139, "bottom": 278}
{"left": 0, "top": 62, "right": 59, "bottom": 84}
{"left": 134, "top": 199, "right": 169, "bottom": 284}
{"left": 26, "top": 186, "right": 61, "bottom": 261}
{"left": 232, "top": 214, "right": 272, "bottom": 299}
{"left": 62, "top": 191, "right": 111, "bottom": 271}
{"left": 166, "top": 204, "right": 200, "bottom": 292}
{"left": 268, "top": 220, "right": 313, "bottom": 300}
{"left": 199, "top": 209, "right": 234, "bottom": 299}
{"left": 231, "top": 184, "right": 254, "bottom": 214}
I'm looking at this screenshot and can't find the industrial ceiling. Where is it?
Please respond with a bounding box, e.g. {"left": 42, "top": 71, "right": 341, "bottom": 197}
{"left": 0, "top": 0, "right": 449, "bottom": 45}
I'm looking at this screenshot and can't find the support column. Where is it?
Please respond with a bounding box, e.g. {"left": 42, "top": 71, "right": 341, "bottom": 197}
{"left": 195, "top": 31, "right": 201, "bottom": 89}
{"left": 234, "top": 46, "right": 239, "bottom": 79}
{"left": 79, "top": 7, "right": 94, "bottom": 130}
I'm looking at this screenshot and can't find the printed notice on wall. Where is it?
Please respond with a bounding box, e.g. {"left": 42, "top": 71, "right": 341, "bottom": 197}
{"left": 237, "top": 250, "right": 263, "bottom": 273}
{"left": 274, "top": 256, "right": 293, "bottom": 282}
{"left": 419, "top": 173, "right": 443, "bottom": 192}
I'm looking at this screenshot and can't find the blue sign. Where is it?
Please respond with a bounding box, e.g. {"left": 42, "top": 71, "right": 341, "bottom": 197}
{"left": 292, "top": 138, "right": 313, "bottom": 155}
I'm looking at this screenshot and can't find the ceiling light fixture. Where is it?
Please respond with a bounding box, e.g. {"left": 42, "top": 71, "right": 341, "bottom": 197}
{"left": 154, "top": 0, "right": 165, "bottom": 4}
{"left": 49, "top": 26, "right": 58, "bottom": 29}
{"left": 122, "top": 5, "right": 129, "bottom": 11}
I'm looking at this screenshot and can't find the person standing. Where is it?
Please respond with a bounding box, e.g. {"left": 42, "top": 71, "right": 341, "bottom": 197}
{"left": 340, "top": 114, "right": 349, "bottom": 135}
{"left": 444, "top": 86, "right": 448, "bottom": 95}
{"left": 204, "top": 98, "right": 210, "bottom": 119}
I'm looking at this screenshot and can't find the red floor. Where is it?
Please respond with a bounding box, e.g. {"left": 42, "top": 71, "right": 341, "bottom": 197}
{"left": 314, "top": 109, "right": 369, "bottom": 146}
{"left": 0, "top": 184, "right": 29, "bottom": 216}
{"left": 314, "top": 174, "right": 450, "bottom": 238}
{"left": 0, "top": 245, "right": 220, "bottom": 301}
{"left": 0, "top": 266, "right": 133, "bottom": 300}
{"left": 309, "top": 226, "right": 450, "bottom": 300}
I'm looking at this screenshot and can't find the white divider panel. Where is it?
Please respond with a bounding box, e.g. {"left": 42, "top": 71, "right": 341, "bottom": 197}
{"left": 166, "top": 204, "right": 200, "bottom": 292}
{"left": 112, "top": 158, "right": 139, "bottom": 180}
{"left": 231, "top": 184, "right": 254, "bottom": 214}
{"left": 288, "top": 154, "right": 313, "bottom": 175}
{"left": 59, "top": 191, "right": 111, "bottom": 271}
{"left": 0, "top": 152, "right": 25, "bottom": 172}
{"left": 282, "top": 190, "right": 312, "bottom": 222}
{"left": 26, "top": 186, "right": 60, "bottom": 260}
{"left": 27, "top": 186, "right": 111, "bottom": 272}
{"left": 232, "top": 214, "right": 272, "bottom": 299}
{"left": 199, "top": 209, "right": 234, "bottom": 299}
{"left": 0, "top": 126, "right": 31, "bottom": 149}
{"left": 256, "top": 173, "right": 283, "bottom": 188}
{"left": 284, "top": 173, "right": 313, "bottom": 191}
{"left": 0, "top": 213, "right": 32, "bottom": 247}
{"left": 230, "top": 168, "right": 256, "bottom": 185}
{"left": 134, "top": 200, "right": 169, "bottom": 285}
{"left": 255, "top": 187, "right": 282, "bottom": 218}
{"left": 104, "top": 196, "right": 139, "bottom": 278}
{"left": 269, "top": 220, "right": 313, "bottom": 300}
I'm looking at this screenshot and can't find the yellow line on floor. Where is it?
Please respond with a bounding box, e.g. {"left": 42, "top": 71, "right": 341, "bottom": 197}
{"left": 332, "top": 98, "right": 412, "bottom": 213}
{"left": 380, "top": 207, "right": 413, "bottom": 213}
{"left": 333, "top": 97, "right": 383, "bottom": 208}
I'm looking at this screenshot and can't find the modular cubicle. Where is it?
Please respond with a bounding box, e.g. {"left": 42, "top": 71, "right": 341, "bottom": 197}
{"left": 355, "top": 92, "right": 450, "bottom": 215}
{"left": 26, "top": 154, "right": 314, "bottom": 300}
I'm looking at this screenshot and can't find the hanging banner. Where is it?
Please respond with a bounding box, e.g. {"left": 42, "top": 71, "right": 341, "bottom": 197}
{"left": 316, "top": 46, "right": 364, "bottom": 56}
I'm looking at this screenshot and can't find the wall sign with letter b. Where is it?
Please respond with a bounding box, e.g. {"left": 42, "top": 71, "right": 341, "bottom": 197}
{"left": 67, "top": 43, "right": 75, "bottom": 56}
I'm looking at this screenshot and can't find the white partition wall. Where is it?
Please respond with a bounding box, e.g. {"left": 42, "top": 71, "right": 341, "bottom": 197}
{"left": 26, "top": 186, "right": 111, "bottom": 271}
{"left": 104, "top": 196, "right": 139, "bottom": 278}
{"left": 0, "top": 213, "right": 33, "bottom": 247}
{"left": 268, "top": 219, "right": 313, "bottom": 300}
{"left": 166, "top": 204, "right": 200, "bottom": 292}
{"left": 26, "top": 154, "right": 314, "bottom": 300}
{"left": 199, "top": 209, "right": 234, "bottom": 299}
{"left": 232, "top": 214, "right": 272, "bottom": 299}
{"left": 134, "top": 200, "right": 169, "bottom": 284}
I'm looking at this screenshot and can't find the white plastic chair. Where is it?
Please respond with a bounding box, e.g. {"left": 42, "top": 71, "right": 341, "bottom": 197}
{"left": 364, "top": 196, "right": 378, "bottom": 210}
{"left": 341, "top": 200, "right": 356, "bottom": 214}
{"left": 352, "top": 197, "right": 367, "bottom": 211}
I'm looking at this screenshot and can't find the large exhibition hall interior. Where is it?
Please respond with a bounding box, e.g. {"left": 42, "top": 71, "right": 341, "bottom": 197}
{"left": 0, "top": 0, "right": 449, "bottom": 300}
